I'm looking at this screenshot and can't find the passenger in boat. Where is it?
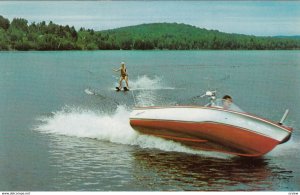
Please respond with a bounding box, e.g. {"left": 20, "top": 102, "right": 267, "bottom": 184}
{"left": 222, "top": 95, "right": 233, "bottom": 109}
{"left": 113, "top": 62, "right": 129, "bottom": 90}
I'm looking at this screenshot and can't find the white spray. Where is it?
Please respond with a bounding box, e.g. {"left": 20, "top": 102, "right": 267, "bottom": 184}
{"left": 35, "top": 105, "right": 228, "bottom": 158}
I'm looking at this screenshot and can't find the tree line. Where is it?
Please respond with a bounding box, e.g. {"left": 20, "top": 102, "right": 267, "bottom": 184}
{"left": 1, "top": 15, "right": 300, "bottom": 51}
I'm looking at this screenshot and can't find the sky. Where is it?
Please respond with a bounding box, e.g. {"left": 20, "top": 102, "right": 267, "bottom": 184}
{"left": 0, "top": 1, "right": 300, "bottom": 36}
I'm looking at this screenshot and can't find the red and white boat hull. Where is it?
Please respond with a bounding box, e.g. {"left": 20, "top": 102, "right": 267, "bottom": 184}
{"left": 129, "top": 106, "right": 293, "bottom": 157}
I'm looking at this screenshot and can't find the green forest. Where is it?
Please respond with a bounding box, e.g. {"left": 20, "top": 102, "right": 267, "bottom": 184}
{"left": 1, "top": 15, "right": 300, "bottom": 51}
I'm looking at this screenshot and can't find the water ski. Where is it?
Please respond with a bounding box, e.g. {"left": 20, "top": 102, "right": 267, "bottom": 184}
{"left": 115, "top": 87, "right": 129, "bottom": 91}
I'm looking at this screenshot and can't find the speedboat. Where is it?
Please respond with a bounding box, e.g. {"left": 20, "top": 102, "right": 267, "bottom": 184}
{"left": 129, "top": 91, "right": 293, "bottom": 157}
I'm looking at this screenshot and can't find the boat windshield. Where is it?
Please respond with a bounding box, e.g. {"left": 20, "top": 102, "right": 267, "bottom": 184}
{"left": 208, "top": 99, "right": 244, "bottom": 113}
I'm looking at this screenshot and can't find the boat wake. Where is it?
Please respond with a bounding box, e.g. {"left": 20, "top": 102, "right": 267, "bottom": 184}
{"left": 129, "top": 75, "right": 176, "bottom": 106}
{"left": 113, "top": 75, "right": 175, "bottom": 91}
{"left": 35, "top": 105, "right": 229, "bottom": 158}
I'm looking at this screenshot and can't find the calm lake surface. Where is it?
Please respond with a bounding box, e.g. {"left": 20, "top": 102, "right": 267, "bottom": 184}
{"left": 0, "top": 50, "right": 299, "bottom": 191}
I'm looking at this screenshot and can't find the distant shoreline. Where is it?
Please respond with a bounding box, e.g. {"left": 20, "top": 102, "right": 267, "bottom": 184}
{"left": 1, "top": 16, "right": 300, "bottom": 51}
{"left": 1, "top": 48, "right": 300, "bottom": 52}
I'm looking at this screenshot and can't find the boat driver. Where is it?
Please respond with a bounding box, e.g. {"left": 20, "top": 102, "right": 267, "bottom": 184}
{"left": 222, "top": 95, "right": 233, "bottom": 109}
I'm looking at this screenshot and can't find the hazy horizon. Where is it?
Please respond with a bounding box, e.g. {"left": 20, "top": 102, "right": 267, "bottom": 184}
{"left": 0, "top": 1, "right": 300, "bottom": 36}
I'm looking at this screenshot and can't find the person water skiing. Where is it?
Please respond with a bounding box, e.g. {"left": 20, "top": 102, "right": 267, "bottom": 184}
{"left": 113, "top": 62, "right": 129, "bottom": 91}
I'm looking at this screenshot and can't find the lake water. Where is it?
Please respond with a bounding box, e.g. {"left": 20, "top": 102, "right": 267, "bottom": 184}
{"left": 0, "top": 50, "right": 299, "bottom": 191}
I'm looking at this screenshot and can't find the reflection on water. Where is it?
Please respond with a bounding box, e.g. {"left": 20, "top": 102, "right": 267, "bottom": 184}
{"left": 132, "top": 149, "right": 294, "bottom": 191}
{"left": 46, "top": 135, "right": 136, "bottom": 191}
{"left": 45, "top": 133, "right": 293, "bottom": 191}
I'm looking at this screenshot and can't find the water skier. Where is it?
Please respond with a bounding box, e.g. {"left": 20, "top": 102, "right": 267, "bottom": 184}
{"left": 113, "top": 62, "right": 129, "bottom": 91}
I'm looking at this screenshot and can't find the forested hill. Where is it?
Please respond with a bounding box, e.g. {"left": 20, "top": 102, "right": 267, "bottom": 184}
{"left": 102, "top": 23, "right": 300, "bottom": 50}
{"left": 0, "top": 15, "right": 300, "bottom": 50}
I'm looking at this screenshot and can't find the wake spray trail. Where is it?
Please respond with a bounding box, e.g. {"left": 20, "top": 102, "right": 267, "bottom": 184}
{"left": 129, "top": 75, "right": 175, "bottom": 106}
{"left": 113, "top": 75, "right": 175, "bottom": 91}
{"left": 36, "top": 106, "right": 137, "bottom": 145}
{"left": 35, "top": 105, "right": 229, "bottom": 158}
